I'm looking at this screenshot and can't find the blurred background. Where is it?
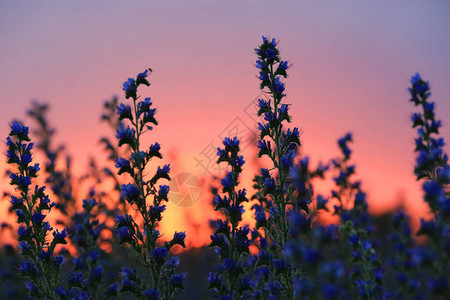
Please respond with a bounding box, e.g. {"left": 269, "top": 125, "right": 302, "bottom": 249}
{"left": 0, "top": 1, "right": 449, "bottom": 297}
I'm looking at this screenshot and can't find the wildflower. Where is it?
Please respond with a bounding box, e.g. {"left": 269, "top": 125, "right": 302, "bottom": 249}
{"left": 117, "top": 103, "right": 133, "bottom": 121}
{"left": 172, "top": 231, "right": 186, "bottom": 248}
{"left": 120, "top": 183, "right": 141, "bottom": 204}
{"left": 123, "top": 78, "right": 137, "bottom": 99}
{"left": 116, "top": 124, "right": 135, "bottom": 147}
{"left": 143, "top": 289, "right": 160, "bottom": 300}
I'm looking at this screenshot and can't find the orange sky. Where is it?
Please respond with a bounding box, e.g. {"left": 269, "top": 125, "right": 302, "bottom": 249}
{"left": 1, "top": 1, "right": 449, "bottom": 247}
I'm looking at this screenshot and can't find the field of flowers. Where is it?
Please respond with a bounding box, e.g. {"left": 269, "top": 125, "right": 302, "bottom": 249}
{"left": 0, "top": 36, "right": 449, "bottom": 300}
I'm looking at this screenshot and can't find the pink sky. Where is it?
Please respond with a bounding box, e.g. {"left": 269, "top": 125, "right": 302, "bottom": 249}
{"left": 1, "top": 1, "right": 449, "bottom": 245}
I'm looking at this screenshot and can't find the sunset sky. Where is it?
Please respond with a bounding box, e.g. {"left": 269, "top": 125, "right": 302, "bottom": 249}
{"left": 1, "top": 1, "right": 449, "bottom": 246}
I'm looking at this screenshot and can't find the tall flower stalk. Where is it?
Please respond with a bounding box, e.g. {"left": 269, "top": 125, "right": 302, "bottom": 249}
{"left": 7, "top": 121, "right": 67, "bottom": 299}
{"left": 408, "top": 73, "right": 449, "bottom": 297}
{"left": 330, "top": 133, "right": 383, "bottom": 299}
{"left": 208, "top": 137, "right": 252, "bottom": 299}
{"left": 114, "top": 69, "right": 186, "bottom": 299}
{"left": 409, "top": 73, "right": 449, "bottom": 215}
{"left": 252, "top": 36, "right": 301, "bottom": 299}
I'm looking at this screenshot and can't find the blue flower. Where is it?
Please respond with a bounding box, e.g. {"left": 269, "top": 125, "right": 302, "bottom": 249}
{"left": 169, "top": 273, "right": 186, "bottom": 289}
{"left": 115, "top": 213, "right": 133, "bottom": 228}
{"left": 52, "top": 229, "right": 67, "bottom": 243}
{"left": 82, "top": 198, "right": 98, "bottom": 211}
{"left": 354, "top": 191, "right": 367, "bottom": 206}
{"left": 423, "top": 180, "right": 445, "bottom": 203}
{"left": 213, "top": 195, "right": 230, "bottom": 210}
{"left": 264, "top": 112, "right": 278, "bottom": 126}
{"left": 165, "top": 256, "right": 180, "bottom": 269}
{"left": 116, "top": 124, "right": 135, "bottom": 147}
{"left": 158, "top": 184, "right": 170, "bottom": 201}
{"left": 143, "top": 289, "right": 160, "bottom": 300}
{"left": 156, "top": 164, "right": 171, "bottom": 178}
{"left": 117, "top": 103, "right": 133, "bottom": 121}
{"left": 143, "top": 108, "right": 158, "bottom": 125}
{"left": 19, "top": 175, "right": 31, "bottom": 187}
{"left": 138, "top": 97, "right": 153, "bottom": 115}
{"left": 28, "top": 163, "right": 40, "bottom": 177}
{"left": 148, "top": 205, "right": 166, "bottom": 221}
{"left": 278, "top": 104, "right": 290, "bottom": 122}
{"left": 152, "top": 247, "right": 168, "bottom": 266}
{"left": 348, "top": 233, "right": 359, "bottom": 245}
{"left": 149, "top": 142, "right": 162, "bottom": 158}
{"left": 20, "top": 154, "right": 32, "bottom": 166}
{"left": 424, "top": 102, "right": 434, "bottom": 116}
{"left": 172, "top": 231, "right": 186, "bottom": 248}
{"left": 136, "top": 69, "right": 150, "bottom": 86}
{"left": 18, "top": 225, "right": 31, "bottom": 239}
{"left": 223, "top": 136, "right": 240, "bottom": 150}
{"left": 285, "top": 127, "right": 300, "bottom": 146}
{"left": 19, "top": 261, "right": 38, "bottom": 276}
{"left": 231, "top": 155, "right": 245, "bottom": 169}
{"left": 37, "top": 249, "right": 52, "bottom": 261}
{"left": 68, "top": 272, "right": 85, "bottom": 286}
{"left": 278, "top": 61, "right": 288, "bottom": 71}
{"left": 264, "top": 177, "right": 276, "bottom": 190}
{"left": 256, "top": 60, "right": 267, "bottom": 70}
{"left": 120, "top": 183, "right": 141, "bottom": 204}
{"left": 228, "top": 203, "right": 245, "bottom": 224}
{"left": 31, "top": 212, "right": 45, "bottom": 223}
{"left": 117, "top": 226, "right": 133, "bottom": 244}
{"left": 19, "top": 241, "right": 32, "bottom": 254}
{"left": 411, "top": 73, "right": 422, "bottom": 85}
{"left": 10, "top": 195, "right": 23, "bottom": 209}
{"left": 122, "top": 277, "right": 137, "bottom": 290}
{"left": 268, "top": 280, "right": 282, "bottom": 296}
{"left": 52, "top": 255, "right": 65, "bottom": 267}
{"left": 272, "top": 76, "right": 285, "bottom": 94}
{"left": 236, "top": 189, "right": 247, "bottom": 204}
{"left": 259, "top": 71, "right": 269, "bottom": 81}
{"left": 257, "top": 140, "right": 272, "bottom": 159}
{"left": 92, "top": 265, "right": 103, "bottom": 279}
{"left": 208, "top": 273, "right": 223, "bottom": 289}
{"left": 262, "top": 36, "right": 278, "bottom": 48}
{"left": 123, "top": 78, "right": 137, "bottom": 99}
{"left": 115, "top": 157, "right": 132, "bottom": 175}
{"left": 280, "top": 150, "right": 295, "bottom": 168}
{"left": 361, "top": 240, "right": 372, "bottom": 251}
{"left": 221, "top": 172, "right": 234, "bottom": 191}
{"left": 411, "top": 112, "right": 423, "bottom": 127}
{"left": 255, "top": 209, "right": 267, "bottom": 229}
{"left": 266, "top": 48, "right": 276, "bottom": 60}
{"left": 10, "top": 121, "right": 29, "bottom": 137}
{"left": 26, "top": 281, "right": 39, "bottom": 294}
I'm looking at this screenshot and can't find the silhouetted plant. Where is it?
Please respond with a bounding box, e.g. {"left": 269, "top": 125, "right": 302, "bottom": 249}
{"left": 114, "top": 69, "right": 186, "bottom": 299}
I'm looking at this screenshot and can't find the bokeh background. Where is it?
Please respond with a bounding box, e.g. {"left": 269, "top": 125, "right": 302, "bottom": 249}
{"left": 1, "top": 0, "right": 449, "bottom": 248}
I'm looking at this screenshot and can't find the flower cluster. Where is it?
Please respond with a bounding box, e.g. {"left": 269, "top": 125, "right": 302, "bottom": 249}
{"left": 409, "top": 73, "right": 449, "bottom": 215}
{"left": 405, "top": 73, "right": 449, "bottom": 298}
{"left": 208, "top": 137, "right": 253, "bottom": 298}
{"left": 114, "top": 69, "right": 185, "bottom": 298}
{"left": 251, "top": 36, "right": 305, "bottom": 299}
{"left": 7, "top": 121, "right": 67, "bottom": 299}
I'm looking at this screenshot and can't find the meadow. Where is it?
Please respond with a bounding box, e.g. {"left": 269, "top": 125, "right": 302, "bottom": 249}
{"left": 0, "top": 35, "right": 448, "bottom": 300}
